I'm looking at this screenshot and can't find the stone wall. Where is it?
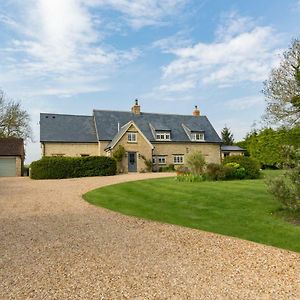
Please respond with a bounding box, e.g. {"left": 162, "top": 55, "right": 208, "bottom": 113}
{"left": 153, "top": 142, "right": 221, "bottom": 167}
{"left": 43, "top": 143, "right": 99, "bottom": 157}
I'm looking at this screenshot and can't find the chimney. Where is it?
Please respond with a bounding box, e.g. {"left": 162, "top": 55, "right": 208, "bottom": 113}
{"left": 131, "top": 98, "right": 141, "bottom": 115}
{"left": 193, "top": 105, "right": 200, "bottom": 116}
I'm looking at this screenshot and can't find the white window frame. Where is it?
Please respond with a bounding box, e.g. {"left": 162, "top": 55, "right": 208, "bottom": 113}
{"left": 157, "top": 156, "right": 166, "bottom": 165}
{"left": 128, "top": 132, "right": 137, "bottom": 143}
{"left": 152, "top": 157, "right": 156, "bottom": 164}
{"left": 173, "top": 155, "right": 184, "bottom": 164}
{"left": 156, "top": 132, "right": 171, "bottom": 141}
{"left": 191, "top": 132, "right": 204, "bottom": 141}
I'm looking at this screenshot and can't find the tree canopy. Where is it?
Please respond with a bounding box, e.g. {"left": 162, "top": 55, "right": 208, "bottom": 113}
{"left": 263, "top": 39, "right": 300, "bottom": 126}
{"left": 0, "top": 89, "right": 32, "bottom": 141}
{"left": 221, "top": 126, "right": 234, "bottom": 145}
{"left": 238, "top": 126, "right": 300, "bottom": 167}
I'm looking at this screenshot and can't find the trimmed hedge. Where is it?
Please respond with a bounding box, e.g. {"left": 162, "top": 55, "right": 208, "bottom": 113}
{"left": 223, "top": 155, "right": 260, "bottom": 179}
{"left": 30, "top": 156, "right": 117, "bottom": 179}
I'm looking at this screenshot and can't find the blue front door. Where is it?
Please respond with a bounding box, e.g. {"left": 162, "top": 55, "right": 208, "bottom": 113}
{"left": 128, "top": 152, "right": 137, "bottom": 172}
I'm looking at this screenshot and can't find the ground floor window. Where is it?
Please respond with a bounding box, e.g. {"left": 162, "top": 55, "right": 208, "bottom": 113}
{"left": 152, "top": 157, "right": 156, "bottom": 164}
{"left": 157, "top": 156, "right": 166, "bottom": 165}
{"left": 173, "top": 155, "right": 184, "bottom": 164}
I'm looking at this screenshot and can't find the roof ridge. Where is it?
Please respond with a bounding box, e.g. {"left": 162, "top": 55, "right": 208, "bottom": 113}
{"left": 41, "top": 113, "right": 92, "bottom": 117}
{"left": 93, "top": 109, "right": 207, "bottom": 117}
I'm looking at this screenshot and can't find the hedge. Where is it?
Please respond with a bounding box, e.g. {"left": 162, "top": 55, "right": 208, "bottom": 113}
{"left": 30, "top": 156, "right": 117, "bottom": 179}
{"left": 223, "top": 155, "right": 260, "bottom": 179}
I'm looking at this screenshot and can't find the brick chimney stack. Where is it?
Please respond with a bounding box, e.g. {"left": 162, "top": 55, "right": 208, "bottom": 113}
{"left": 193, "top": 105, "right": 200, "bottom": 116}
{"left": 131, "top": 98, "right": 141, "bottom": 115}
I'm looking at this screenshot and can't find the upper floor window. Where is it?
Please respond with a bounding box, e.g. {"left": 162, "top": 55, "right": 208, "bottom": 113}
{"left": 156, "top": 132, "right": 171, "bottom": 141}
{"left": 191, "top": 132, "right": 204, "bottom": 141}
{"left": 128, "top": 132, "right": 137, "bottom": 142}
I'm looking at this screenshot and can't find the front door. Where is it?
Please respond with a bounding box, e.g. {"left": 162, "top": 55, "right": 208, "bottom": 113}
{"left": 128, "top": 152, "right": 137, "bottom": 172}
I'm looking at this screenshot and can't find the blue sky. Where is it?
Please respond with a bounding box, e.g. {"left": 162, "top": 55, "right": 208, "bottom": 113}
{"left": 0, "top": 0, "right": 299, "bottom": 163}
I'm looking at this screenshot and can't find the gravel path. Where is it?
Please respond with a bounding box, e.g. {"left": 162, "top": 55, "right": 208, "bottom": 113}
{"left": 0, "top": 174, "right": 300, "bottom": 299}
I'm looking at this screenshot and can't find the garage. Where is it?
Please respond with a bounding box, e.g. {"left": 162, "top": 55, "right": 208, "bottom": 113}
{"left": 0, "top": 138, "right": 24, "bottom": 177}
{"left": 0, "top": 157, "right": 16, "bottom": 176}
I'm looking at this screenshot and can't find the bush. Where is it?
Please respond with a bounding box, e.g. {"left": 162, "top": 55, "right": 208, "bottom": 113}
{"left": 267, "top": 146, "right": 300, "bottom": 211}
{"left": 159, "top": 164, "right": 175, "bottom": 172}
{"left": 186, "top": 151, "right": 206, "bottom": 175}
{"left": 30, "top": 156, "right": 117, "bottom": 179}
{"left": 225, "top": 162, "right": 246, "bottom": 179}
{"left": 176, "top": 173, "right": 204, "bottom": 182}
{"left": 223, "top": 155, "right": 260, "bottom": 179}
{"left": 205, "top": 163, "right": 227, "bottom": 181}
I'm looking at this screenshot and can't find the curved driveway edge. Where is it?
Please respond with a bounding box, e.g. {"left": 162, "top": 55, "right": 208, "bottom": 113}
{"left": 0, "top": 173, "right": 300, "bottom": 299}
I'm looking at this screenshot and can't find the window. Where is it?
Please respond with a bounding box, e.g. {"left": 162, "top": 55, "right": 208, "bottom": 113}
{"left": 158, "top": 156, "right": 166, "bottom": 164}
{"left": 173, "top": 155, "right": 184, "bottom": 164}
{"left": 80, "top": 154, "right": 90, "bottom": 157}
{"left": 156, "top": 132, "right": 171, "bottom": 141}
{"left": 128, "top": 132, "right": 137, "bottom": 143}
{"left": 152, "top": 157, "right": 156, "bottom": 164}
{"left": 191, "top": 132, "right": 204, "bottom": 141}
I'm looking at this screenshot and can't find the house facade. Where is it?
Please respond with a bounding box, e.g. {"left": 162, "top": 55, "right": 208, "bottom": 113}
{"left": 221, "top": 145, "right": 246, "bottom": 159}
{"left": 40, "top": 100, "right": 222, "bottom": 172}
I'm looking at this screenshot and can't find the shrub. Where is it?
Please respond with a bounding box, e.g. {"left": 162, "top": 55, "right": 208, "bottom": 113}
{"left": 140, "top": 155, "right": 153, "bottom": 172}
{"left": 30, "top": 156, "right": 117, "bottom": 179}
{"left": 225, "top": 162, "right": 246, "bottom": 179}
{"left": 267, "top": 146, "right": 300, "bottom": 211}
{"left": 176, "top": 173, "right": 204, "bottom": 182}
{"left": 223, "top": 155, "right": 260, "bottom": 179}
{"left": 205, "top": 163, "right": 227, "bottom": 181}
{"left": 112, "top": 145, "right": 125, "bottom": 173}
{"left": 186, "top": 151, "right": 206, "bottom": 175}
{"left": 159, "top": 164, "right": 176, "bottom": 172}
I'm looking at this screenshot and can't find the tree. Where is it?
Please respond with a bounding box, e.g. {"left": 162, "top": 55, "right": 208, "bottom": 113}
{"left": 186, "top": 151, "right": 206, "bottom": 175}
{"left": 262, "top": 39, "right": 300, "bottom": 126}
{"left": 237, "top": 126, "right": 300, "bottom": 167}
{"left": 0, "top": 89, "right": 32, "bottom": 141}
{"left": 221, "top": 126, "right": 234, "bottom": 145}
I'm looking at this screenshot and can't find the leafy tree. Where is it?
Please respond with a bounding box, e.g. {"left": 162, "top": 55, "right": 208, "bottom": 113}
{"left": 221, "top": 126, "right": 234, "bottom": 145}
{"left": 186, "top": 151, "right": 206, "bottom": 175}
{"left": 262, "top": 39, "right": 300, "bottom": 126}
{"left": 0, "top": 89, "right": 32, "bottom": 141}
{"left": 238, "top": 126, "right": 300, "bottom": 167}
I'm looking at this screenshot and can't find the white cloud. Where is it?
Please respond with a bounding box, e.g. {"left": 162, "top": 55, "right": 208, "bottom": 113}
{"left": 0, "top": 0, "right": 141, "bottom": 97}
{"left": 86, "top": 0, "right": 188, "bottom": 29}
{"left": 226, "top": 96, "right": 264, "bottom": 111}
{"left": 159, "top": 13, "right": 282, "bottom": 89}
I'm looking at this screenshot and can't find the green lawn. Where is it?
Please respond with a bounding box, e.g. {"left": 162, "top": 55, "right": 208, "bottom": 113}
{"left": 83, "top": 170, "right": 300, "bottom": 253}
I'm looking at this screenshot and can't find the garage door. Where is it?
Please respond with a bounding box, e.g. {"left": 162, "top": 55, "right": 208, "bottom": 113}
{"left": 0, "top": 157, "right": 16, "bottom": 176}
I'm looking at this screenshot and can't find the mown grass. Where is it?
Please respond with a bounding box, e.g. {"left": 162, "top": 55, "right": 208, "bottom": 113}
{"left": 83, "top": 170, "right": 300, "bottom": 253}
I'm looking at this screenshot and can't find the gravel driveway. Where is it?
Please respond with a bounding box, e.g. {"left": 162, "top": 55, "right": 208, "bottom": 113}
{"left": 0, "top": 174, "right": 300, "bottom": 299}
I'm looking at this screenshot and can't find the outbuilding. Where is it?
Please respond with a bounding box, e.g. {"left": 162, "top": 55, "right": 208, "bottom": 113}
{"left": 0, "top": 138, "right": 24, "bottom": 177}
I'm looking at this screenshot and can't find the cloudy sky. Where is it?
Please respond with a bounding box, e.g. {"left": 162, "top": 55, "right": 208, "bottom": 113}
{"left": 0, "top": 0, "right": 299, "bottom": 163}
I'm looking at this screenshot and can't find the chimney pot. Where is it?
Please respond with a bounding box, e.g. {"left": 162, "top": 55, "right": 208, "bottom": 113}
{"left": 193, "top": 105, "right": 200, "bottom": 116}
{"left": 132, "top": 98, "right": 141, "bottom": 115}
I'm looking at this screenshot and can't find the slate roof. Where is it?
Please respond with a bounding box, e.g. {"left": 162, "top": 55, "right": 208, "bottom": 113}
{"left": 93, "top": 110, "right": 221, "bottom": 143}
{"left": 40, "top": 110, "right": 222, "bottom": 144}
{"left": 0, "top": 138, "right": 24, "bottom": 156}
{"left": 40, "top": 113, "right": 97, "bottom": 142}
{"left": 221, "top": 145, "right": 246, "bottom": 151}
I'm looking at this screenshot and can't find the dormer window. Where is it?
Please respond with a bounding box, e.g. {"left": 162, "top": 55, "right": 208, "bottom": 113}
{"left": 156, "top": 131, "right": 171, "bottom": 141}
{"left": 191, "top": 132, "right": 204, "bottom": 141}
